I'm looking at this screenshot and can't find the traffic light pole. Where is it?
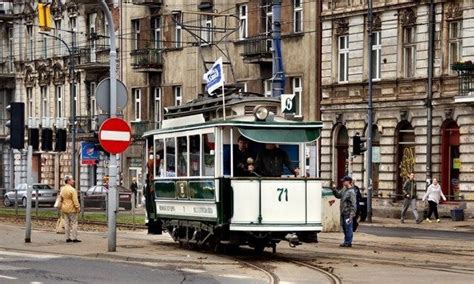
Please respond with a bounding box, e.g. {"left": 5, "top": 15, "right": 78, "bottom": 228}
{"left": 25, "top": 146, "right": 33, "bottom": 243}
{"left": 99, "top": 0, "right": 118, "bottom": 252}
{"left": 367, "top": 0, "right": 374, "bottom": 223}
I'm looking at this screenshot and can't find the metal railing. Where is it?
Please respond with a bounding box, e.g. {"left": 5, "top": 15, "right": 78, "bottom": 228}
{"left": 0, "top": 56, "right": 15, "bottom": 75}
{"left": 451, "top": 63, "right": 474, "bottom": 97}
{"left": 130, "top": 49, "right": 163, "bottom": 70}
{"left": 242, "top": 36, "right": 272, "bottom": 57}
{"left": 76, "top": 37, "right": 111, "bottom": 66}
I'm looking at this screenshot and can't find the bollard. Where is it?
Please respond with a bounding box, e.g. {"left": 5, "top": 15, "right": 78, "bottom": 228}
{"left": 132, "top": 192, "right": 136, "bottom": 231}
{"left": 14, "top": 190, "right": 18, "bottom": 219}
{"left": 35, "top": 188, "right": 39, "bottom": 220}
{"left": 80, "top": 191, "right": 85, "bottom": 220}
{"left": 105, "top": 192, "right": 108, "bottom": 222}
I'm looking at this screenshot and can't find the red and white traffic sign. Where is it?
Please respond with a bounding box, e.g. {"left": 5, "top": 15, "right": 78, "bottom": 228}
{"left": 99, "top": 118, "right": 131, "bottom": 154}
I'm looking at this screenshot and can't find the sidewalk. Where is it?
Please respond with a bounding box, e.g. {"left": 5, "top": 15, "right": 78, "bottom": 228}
{"left": 362, "top": 216, "right": 474, "bottom": 232}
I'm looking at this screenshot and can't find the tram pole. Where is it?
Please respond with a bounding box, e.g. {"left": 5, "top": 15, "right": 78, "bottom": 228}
{"left": 367, "top": 0, "right": 374, "bottom": 223}
{"left": 99, "top": 0, "right": 118, "bottom": 252}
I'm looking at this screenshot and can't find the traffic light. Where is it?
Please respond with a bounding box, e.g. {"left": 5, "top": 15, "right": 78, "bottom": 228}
{"left": 41, "top": 128, "right": 53, "bottom": 151}
{"left": 6, "top": 103, "right": 25, "bottom": 150}
{"left": 353, "top": 134, "right": 367, "bottom": 156}
{"left": 55, "top": 129, "right": 67, "bottom": 152}
{"left": 38, "top": 3, "right": 53, "bottom": 31}
{"left": 29, "top": 128, "right": 40, "bottom": 151}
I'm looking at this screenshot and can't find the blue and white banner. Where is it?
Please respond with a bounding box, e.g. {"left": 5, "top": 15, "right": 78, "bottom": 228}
{"left": 203, "top": 57, "right": 225, "bottom": 95}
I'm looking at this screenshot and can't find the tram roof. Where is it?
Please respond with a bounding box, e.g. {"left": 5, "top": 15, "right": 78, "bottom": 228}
{"left": 143, "top": 115, "right": 323, "bottom": 144}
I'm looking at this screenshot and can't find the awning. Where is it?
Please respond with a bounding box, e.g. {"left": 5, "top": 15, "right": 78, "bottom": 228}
{"left": 238, "top": 127, "right": 321, "bottom": 144}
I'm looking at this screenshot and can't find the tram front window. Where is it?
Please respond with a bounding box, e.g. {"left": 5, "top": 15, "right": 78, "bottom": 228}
{"left": 203, "top": 133, "right": 215, "bottom": 176}
{"left": 154, "top": 139, "right": 164, "bottom": 177}
{"left": 165, "top": 138, "right": 176, "bottom": 177}
{"left": 190, "top": 135, "right": 200, "bottom": 176}
{"left": 177, "top": 136, "right": 188, "bottom": 177}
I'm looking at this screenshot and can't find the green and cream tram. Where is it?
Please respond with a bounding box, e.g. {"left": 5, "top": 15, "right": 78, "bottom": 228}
{"left": 143, "top": 100, "right": 324, "bottom": 252}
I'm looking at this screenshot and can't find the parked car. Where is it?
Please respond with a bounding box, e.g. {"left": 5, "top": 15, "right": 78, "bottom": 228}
{"left": 82, "top": 185, "right": 132, "bottom": 210}
{"left": 3, "top": 183, "right": 57, "bottom": 207}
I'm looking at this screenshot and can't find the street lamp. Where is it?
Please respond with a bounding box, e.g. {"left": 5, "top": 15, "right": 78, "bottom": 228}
{"left": 39, "top": 31, "right": 77, "bottom": 181}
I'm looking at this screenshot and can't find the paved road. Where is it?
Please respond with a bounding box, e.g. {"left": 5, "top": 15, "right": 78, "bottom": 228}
{"left": 0, "top": 250, "right": 261, "bottom": 284}
{"left": 359, "top": 224, "right": 474, "bottom": 241}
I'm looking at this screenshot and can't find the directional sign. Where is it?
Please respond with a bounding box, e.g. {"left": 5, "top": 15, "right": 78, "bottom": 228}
{"left": 99, "top": 118, "right": 131, "bottom": 154}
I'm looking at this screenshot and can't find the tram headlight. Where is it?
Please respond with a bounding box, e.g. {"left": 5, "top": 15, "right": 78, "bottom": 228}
{"left": 253, "top": 105, "right": 269, "bottom": 121}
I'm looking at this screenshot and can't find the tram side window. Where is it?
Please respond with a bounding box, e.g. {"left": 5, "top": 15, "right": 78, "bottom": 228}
{"left": 154, "top": 139, "right": 165, "bottom": 177}
{"left": 190, "top": 135, "right": 200, "bottom": 176}
{"left": 203, "top": 133, "right": 215, "bottom": 176}
{"left": 177, "top": 136, "right": 188, "bottom": 177}
{"left": 165, "top": 138, "right": 176, "bottom": 177}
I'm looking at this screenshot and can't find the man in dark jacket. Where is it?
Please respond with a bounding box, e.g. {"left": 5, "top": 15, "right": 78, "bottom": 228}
{"left": 130, "top": 178, "right": 138, "bottom": 207}
{"left": 401, "top": 172, "right": 421, "bottom": 223}
{"left": 233, "top": 136, "right": 253, "bottom": 177}
{"left": 251, "top": 144, "right": 300, "bottom": 177}
{"left": 332, "top": 176, "right": 357, "bottom": 247}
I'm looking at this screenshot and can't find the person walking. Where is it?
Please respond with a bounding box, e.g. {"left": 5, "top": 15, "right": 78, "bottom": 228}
{"left": 60, "top": 175, "right": 81, "bottom": 243}
{"left": 332, "top": 176, "right": 357, "bottom": 247}
{"left": 401, "top": 172, "right": 422, "bottom": 224}
{"left": 422, "top": 177, "right": 446, "bottom": 223}
{"left": 130, "top": 177, "right": 138, "bottom": 207}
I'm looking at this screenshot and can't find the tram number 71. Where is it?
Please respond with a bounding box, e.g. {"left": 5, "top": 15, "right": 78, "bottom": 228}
{"left": 277, "top": 188, "right": 288, "bottom": 202}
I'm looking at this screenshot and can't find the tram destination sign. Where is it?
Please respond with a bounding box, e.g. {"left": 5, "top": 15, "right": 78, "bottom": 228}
{"left": 99, "top": 118, "right": 131, "bottom": 154}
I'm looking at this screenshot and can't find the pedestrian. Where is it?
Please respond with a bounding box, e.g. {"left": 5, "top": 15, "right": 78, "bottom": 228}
{"left": 422, "top": 177, "right": 446, "bottom": 223}
{"left": 60, "top": 175, "right": 81, "bottom": 243}
{"left": 144, "top": 173, "right": 161, "bottom": 235}
{"left": 54, "top": 187, "right": 65, "bottom": 234}
{"left": 352, "top": 181, "right": 363, "bottom": 232}
{"left": 130, "top": 177, "right": 138, "bottom": 207}
{"left": 331, "top": 176, "right": 357, "bottom": 247}
{"left": 401, "top": 172, "right": 422, "bottom": 224}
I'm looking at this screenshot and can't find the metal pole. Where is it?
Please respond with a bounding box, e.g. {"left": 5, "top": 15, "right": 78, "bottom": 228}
{"left": 426, "top": 0, "right": 435, "bottom": 185}
{"left": 14, "top": 190, "right": 18, "bottom": 219}
{"left": 99, "top": 0, "right": 118, "bottom": 252}
{"left": 35, "top": 188, "right": 39, "bottom": 220}
{"left": 71, "top": 31, "right": 77, "bottom": 182}
{"left": 367, "top": 0, "right": 374, "bottom": 223}
{"left": 25, "top": 146, "right": 33, "bottom": 243}
{"left": 132, "top": 192, "right": 136, "bottom": 231}
{"left": 271, "top": 0, "right": 285, "bottom": 97}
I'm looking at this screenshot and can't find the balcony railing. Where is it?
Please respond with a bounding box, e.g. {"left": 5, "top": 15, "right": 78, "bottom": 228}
{"left": 75, "top": 37, "right": 111, "bottom": 71}
{"left": 241, "top": 36, "right": 272, "bottom": 58}
{"left": 132, "top": 0, "right": 163, "bottom": 5}
{"left": 130, "top": 49, "right": 163, "bottom": 71}
{"left": 452, "top": 62, "right": 474, "bottom": 103}
{"left": 131, "top": 121, "right": 156, "bottom": 138}
{"left": 0, "top": 57, "right": 15, "bottom": 77}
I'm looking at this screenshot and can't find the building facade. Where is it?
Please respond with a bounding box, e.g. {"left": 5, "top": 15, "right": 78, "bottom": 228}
{"left": 320, "top": 0, "right": 474, "bottom": 208}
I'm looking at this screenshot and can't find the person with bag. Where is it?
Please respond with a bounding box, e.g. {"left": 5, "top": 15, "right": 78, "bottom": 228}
{"left": 331, "top": 176, "right": 357, "bottom": 248}
{"left": 60, "top": 175, "right": 81, "bottom": 243}
{"left": 401, "top": 172, "right": 422, "bottom": 224}
{"left": 422, "top": 177, "right": 446, "bottom": 223}
{"left": 54, "top": 187, "right": 65, "bottom": 234}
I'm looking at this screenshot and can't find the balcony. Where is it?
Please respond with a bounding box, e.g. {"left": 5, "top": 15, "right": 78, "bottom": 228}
{"left": 131, "top": 121, "right": 156, "bottom": 139}
{"left": 240, "top": 36, "right": 272, "bottom": 64}
{"left": 130, "top": 49, "right": 163, "bottom": 72}
{"left": 132, "top": 0, "right": 163, "bottom": 5}
{"left": 75, "top": 37, "right": 111, "bottom": 72}
{"left": 0, "top": 1, "right": 18, "bottom": 20}
{"left": 452, "top": 62, "right": 474, "bottom": 104}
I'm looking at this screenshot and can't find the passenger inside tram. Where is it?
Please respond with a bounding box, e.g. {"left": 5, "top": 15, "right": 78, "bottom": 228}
{"left": 249, "top": 143, "right": 300, "bottom": 177}
{"left": 233, "top": 136, "right": 254, "bottom": 177}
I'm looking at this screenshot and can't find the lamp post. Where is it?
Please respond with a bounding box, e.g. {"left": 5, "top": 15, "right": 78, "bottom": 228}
{"left": 39, "top": 31, "right": 77, "bottom": 181}
{"left": 367, "top": 0, "right": 374, "bottom": 223}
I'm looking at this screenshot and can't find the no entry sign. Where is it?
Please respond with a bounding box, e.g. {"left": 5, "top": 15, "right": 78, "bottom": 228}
{"left": 99, "top": 118, "right": 131, "bottom": 154}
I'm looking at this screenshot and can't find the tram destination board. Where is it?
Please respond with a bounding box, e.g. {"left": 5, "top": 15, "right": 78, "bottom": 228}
{"left": 99, "top": 118, "right": 132, "bottom": 154}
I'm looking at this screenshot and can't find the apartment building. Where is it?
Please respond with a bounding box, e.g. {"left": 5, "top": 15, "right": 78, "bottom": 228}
{"left": 319, "top": 0, "right": 474, "bottom": 208}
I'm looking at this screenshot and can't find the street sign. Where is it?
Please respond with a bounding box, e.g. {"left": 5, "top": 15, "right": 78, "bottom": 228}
{"left": 281, "top": 94, "right": 296, "bottom": 114}
{"left": 96, "top": 78, "right": 128, "bottom": 112}
{"left": 99, "top": 118, "right": 131, "bottom": 154}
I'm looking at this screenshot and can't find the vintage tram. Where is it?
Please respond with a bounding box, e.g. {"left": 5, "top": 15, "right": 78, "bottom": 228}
{"left": 143, "top": 93, "right": 324, "bottom": 252}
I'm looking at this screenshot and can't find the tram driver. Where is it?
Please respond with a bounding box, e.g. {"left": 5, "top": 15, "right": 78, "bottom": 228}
{"left": 249, "top": 144, "right": 300, "bottom": 177}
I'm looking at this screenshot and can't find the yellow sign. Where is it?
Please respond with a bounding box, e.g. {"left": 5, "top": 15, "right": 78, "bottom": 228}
{"left": 453, "top": 158, "right": 461, "bottom": 169}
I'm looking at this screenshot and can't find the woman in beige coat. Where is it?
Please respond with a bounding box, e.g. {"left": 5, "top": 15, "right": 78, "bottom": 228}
{"left": 60, "top": 175, "right": 81, "bottom": 243}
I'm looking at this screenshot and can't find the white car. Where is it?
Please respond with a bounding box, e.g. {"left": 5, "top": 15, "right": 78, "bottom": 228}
{"left": 3, "top": 183, "right": 58, "bottom": 207}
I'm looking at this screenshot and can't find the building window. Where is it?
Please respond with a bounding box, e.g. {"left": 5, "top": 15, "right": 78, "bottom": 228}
{"left": 174, "top": 13, "right": 182, "bottom": 48}
{"left": 449, "top": 21, "right": 462, "bottom": 73}
{"left": 133, "top": 88, "right": 142, "bottom": 121}
{"left": 55, "top": 85, "right": 63, "bottom": 117}
{"left": 174, "top": 86, "right": 182, "bottom": 106}
{"left": 264, "top": 79, "right": 272, "bottom": 97}
{"left": 294, "top": 0, "right": 303, "bottom": 33}
{"left": 153, "top": 17, "right": 161, "bottom": 49}
{"left": 201, "top": 16, "right": 213, "bottom": 45}
{"left": 27, "top": 88, "right": 33, "bottom": 117}
{"left": 238, "top": 4, "right": 248, "bottom": 40}
{"left": 371, "top": 31, "right": 381, "bottom": 80}
{"left": 154, "top": 87, "right": 162, "bottom": 126}
{"left": 132, "top": 19, "right": 140, "bottom": 50}
{"left": 292, "top": 77, "right": 302, "bottom": 116}
{"left": 69, "top": 16, "right": 77, "bottom": 32}
{"left": 403, "top": 26, "right": 416, "bottom": 78}
{"left": 338, "top": 35, "right": 349, "bottom": 83}
{"left": 27, "top": 25, "right": 34, "bottom": 61}
{"left": 90, "top": 82, "right": 97, "bottom": 117}
{"left": 263, "top": 1, "right": 272, "bottom": 36}
{"left": 54, "top": 20, "right": 62, "bottom": 56}
{"left": 41, "top": 86, "right": 48, "bottom": 118}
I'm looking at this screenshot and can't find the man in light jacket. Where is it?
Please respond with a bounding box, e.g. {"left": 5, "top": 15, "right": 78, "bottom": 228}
{"left": 60, "top": 175, "right": 81, "bottom": 243}
{"left": 332, "top": 176, "right": 357, "bottom": 247}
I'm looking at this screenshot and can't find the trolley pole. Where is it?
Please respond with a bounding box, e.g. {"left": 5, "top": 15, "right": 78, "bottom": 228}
{"left": 367, "top": 0, "right": 374, "bottom": 223}
{"left": 99, "top": 0, "right": 118, "bottom": 252}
